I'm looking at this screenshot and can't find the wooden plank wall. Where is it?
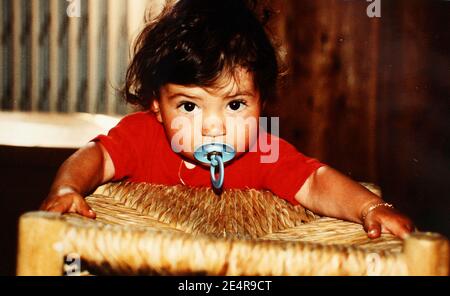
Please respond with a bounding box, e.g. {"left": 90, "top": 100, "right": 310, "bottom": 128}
{"left": 271, "top": 0, "right": 379, "bottom": 182}
{"left": 377, "top": 0, "right": 450, "bottom": 236}
{"left": 269, "top": 0, "right": 449, "bottom": 236}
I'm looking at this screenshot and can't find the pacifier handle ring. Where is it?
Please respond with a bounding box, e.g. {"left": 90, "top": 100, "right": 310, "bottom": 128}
{"left": 210, "top": 154, "right": 224, "bottom": 189}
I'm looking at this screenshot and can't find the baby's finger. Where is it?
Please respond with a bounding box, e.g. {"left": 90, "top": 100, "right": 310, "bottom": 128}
{"left": 46, "top": 202, "right": 71, "bottom": 214}
{"left": 364, "top": 219, "right": 382, "bottom": 239}
{"left": 75, "top": 198, "right": 96, "bottom": 219}
{"left": 384, "top": 221, "right": 413, "bottom": 240}
{"left": 40, "top": 198, "right": 60, "bottom": 211}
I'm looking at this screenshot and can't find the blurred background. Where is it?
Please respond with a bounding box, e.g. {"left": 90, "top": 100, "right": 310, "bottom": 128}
{"left": 0, "top": 0, "right": 449, "bottom": 275}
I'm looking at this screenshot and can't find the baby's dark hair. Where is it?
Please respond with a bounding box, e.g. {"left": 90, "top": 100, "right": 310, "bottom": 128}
{"left": 123, "top": 0, "right": 282, "bottom": 110}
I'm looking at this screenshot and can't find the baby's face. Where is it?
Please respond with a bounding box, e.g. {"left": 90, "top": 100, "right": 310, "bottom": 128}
{"left": 152, "top": 68, "right": 261, "bottom": 165}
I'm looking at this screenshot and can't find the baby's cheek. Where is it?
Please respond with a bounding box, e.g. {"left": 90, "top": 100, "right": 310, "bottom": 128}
{"left": 168, "top": 128, "right": 195, "bottom": 153}
{"left": 229, "top": 126, "right": 258, "bottom": 153}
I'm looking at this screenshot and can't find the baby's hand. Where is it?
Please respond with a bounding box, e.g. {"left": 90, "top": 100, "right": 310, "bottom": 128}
{"left": 362, "top": 204, "right": 414, "bottom": 239}
{"left": 40, "top": 186, "right": 96, "bottom": 219}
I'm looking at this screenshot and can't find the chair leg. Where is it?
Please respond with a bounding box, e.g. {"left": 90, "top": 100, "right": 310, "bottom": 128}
{"left": 404, "top": 232, "right": 449, "bottom": 275}
{"left": 16, "top": 212, "right": 66, "bottom": 276}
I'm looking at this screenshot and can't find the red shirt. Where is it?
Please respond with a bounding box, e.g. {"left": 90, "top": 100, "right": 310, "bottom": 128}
{"left": 92, "top": 111, "right": 325, "bottom": 205}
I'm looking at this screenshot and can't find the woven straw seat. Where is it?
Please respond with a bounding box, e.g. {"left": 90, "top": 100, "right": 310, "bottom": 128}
{"left": 17, "top": 182, "right": 449, "bottom": 275}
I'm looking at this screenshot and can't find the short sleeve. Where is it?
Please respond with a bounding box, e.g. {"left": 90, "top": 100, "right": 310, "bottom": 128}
{"left": 91, "top": 112, "right": 155, "bottom": 181}
{"left": 261, "top": 138, "right": 325, "bottom": 205}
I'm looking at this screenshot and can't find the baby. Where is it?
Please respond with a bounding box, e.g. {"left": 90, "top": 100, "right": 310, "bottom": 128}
{"left": 41, "top": 0, "right": 413, "bottom": 239}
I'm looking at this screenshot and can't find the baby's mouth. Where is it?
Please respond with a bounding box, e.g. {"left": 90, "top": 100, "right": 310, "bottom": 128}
{"left": 193, "top": 143, "right": 236, "bottom": 165}
{"left": 193, "top": 143, "right": 236, "bottom": 190}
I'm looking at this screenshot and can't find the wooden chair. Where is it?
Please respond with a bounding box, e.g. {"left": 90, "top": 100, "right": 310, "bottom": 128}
{"left": 17, "top": 182, "right": 449, "bottom": 275}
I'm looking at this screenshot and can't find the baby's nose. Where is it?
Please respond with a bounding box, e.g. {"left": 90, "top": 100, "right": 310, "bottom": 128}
{"left": 202, "top": 115, "right": 226, "bottom": 137}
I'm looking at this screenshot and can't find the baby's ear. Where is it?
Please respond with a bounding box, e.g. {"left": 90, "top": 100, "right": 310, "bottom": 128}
{"left": 150, "top": 100, "right": 163, "bottom": 122}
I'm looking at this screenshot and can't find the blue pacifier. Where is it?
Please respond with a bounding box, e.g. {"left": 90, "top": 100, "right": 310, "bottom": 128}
{"left": 193, "top": 143, "right": 236, "bottom": 190}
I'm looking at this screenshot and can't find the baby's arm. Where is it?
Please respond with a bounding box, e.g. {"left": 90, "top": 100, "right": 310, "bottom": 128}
{"left": 39, "top": 142, "right": 114, "bottom": 218}
{"left": 295, "top": 166, "right": 414, "bottom": 239}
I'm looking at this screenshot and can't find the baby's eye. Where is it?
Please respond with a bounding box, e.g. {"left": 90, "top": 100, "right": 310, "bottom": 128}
{"left": 178, "top": 102, "right": 200, "bottom": 114}
{"left": 227, "top": 100, "right": 247, "bottom": 112}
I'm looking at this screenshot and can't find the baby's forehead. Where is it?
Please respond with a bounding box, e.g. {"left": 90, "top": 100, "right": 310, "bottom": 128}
{"left": 204, "top": 69, "right": 257, "bottom": 96}
{"left": 162, "top": 67, "right": 259, "bottom": 97}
